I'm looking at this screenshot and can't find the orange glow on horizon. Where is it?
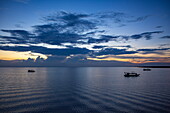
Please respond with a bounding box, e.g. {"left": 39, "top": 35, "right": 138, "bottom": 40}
{"left": 0, "top": 50, "right": 47, "bottom": 60}
{"left": 87, "top": 57, "right": 130, "bottom": 62}
{"left": 1, "top": 50, "right": 170, "bottom": 64}
{"left": 87, "top": 53, "right": 170, "bottom": 64}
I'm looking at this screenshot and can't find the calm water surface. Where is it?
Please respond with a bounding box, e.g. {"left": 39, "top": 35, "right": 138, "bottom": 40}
{"left": 0, "top": 67, "right": 170, "bottom": 113}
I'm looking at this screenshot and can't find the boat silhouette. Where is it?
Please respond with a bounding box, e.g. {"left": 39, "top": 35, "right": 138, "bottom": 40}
{"left": 28, "top": 70, "right": 35, "bottom": 72}
{"left": 124, "top": 72, "right": 140, "bottom": 77}
{"left": 143, "top": 68, "right": 151, "bottom": 71}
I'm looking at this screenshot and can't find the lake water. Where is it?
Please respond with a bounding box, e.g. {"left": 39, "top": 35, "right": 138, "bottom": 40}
{"left": 0, "top": 67, "right": 170, "bottom": 113}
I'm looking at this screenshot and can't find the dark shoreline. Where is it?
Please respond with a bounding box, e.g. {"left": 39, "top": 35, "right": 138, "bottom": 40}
{"left": 138, "top": 66, "right": 170, "bottom": 68}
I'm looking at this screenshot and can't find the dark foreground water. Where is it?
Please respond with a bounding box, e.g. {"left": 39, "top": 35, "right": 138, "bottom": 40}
{"left": 0, "top": 67, "right": 170, "bottom": 113}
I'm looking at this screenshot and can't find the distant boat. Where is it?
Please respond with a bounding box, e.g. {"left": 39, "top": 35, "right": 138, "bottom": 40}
{"left": 28, "top": 70, "right": 35, "bottom": 72}
{"left": 143, "top": 68, "right": 151, "bottom": 71}
{"left": 124, "top": 72, "right": 140, "bottom": 77}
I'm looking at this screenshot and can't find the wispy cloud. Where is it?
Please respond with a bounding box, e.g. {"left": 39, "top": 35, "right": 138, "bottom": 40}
{"left": 130, "top": 31, "right": 163, "bottom": 40}
{"left": 127, "top": 15, "right": 150, "bottom": 22}
{"left": 92, "top": 11, "right": 150, "bottom": 26}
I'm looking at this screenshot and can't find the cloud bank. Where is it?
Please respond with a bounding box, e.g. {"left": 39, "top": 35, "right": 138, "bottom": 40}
{"left": 0, "top": 11, "right": 169, "bottom": 66}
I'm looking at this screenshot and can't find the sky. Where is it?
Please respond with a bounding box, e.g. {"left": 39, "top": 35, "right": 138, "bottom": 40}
{"left": 0, "top": 0, "right": 170, "bottom": 66}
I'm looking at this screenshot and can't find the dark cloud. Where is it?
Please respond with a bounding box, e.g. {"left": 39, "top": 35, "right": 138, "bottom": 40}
{"left": 1, "top": 29, "right": 33, "bottom": 38}
{"left": 156, "top": 26, "right": 162, "bottom": 28}
{"left": 100, "top": 35, "right": 118, "bottom": 40}
{"left": 0, "top": 45, "right": 33, "bottom": 52}
{"left": 29, "top": 11, "right": 98, "bottom": 45}
{"left": 94, "top": 48, "right": 137, "bottom": 56}
{"left": 87, "top": 35, "right": 119, "bottom": 44}
{"left": 0, "top": 29, "right": 36, "bottom": 44}
{"left": 137, "top": 48, "right": 170, "bottom": 52}
{"left": 43, "top": 11, "right": 96, "bottom": 33}
{"left": 84, "top": 30, "right": 105, "bottom": 36}
{"left": 35, "top": 31, "right": 83, "bottom": 45}
{"left": 92, "top": 45, "right": 132, "bottom": 49}
{"left": 0, "top": 45, "right": 91, "bottom": 56}
{"left": 1, "top": 30, "right": 162, "bottom": 46}
{"left": 118, "top": 45, "right": 132, "bottom": 48}
{"left": 160, "top": 36, "right": 170, "bottom": 39}
{"left": 44, "top": 11, "right": 89, "bottom": 22}
{"left": 139, "top": 51, "right": 166, "bottom": 55}
{"left": 88, "top": 37, "right": 109, "bottom": 43}
{"left": 33, "top": 47, "right": 91, "bottom": 56}
{"left": 0, "top": 35, "right": 27, "bottom": 44}
{"left": 92, "top": 45, "right": 107, "bottom": 49}
{"left": 137, "top": 48, "right": 170, "bottom": 54}
{"left": 130, "top": 31, "right": 163, "bottom": 40}
{"left": 32, "top": 24, "right": 58, "bottom": 35}
{"left": 87, "top": 31, "right": 163, "bottom": 44}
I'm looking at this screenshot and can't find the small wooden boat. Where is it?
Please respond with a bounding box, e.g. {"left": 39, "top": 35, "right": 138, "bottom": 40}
{"left": 28, "top": 70, "right": 35, "bottom": 72}
{"left": 124, "top": 72, "right": 140, "bottom": 77}
{"left": 143, "top": 68, "right": 151, "bottom": 71}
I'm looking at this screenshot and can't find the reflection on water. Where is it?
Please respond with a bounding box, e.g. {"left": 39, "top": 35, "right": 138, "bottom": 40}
{"left": 0, "top": 67, "right": 170, "bottom": 113}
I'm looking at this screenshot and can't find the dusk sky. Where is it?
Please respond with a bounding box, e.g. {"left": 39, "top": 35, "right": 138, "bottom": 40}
{"left": 0, "top": 0, "right": 170, "bottom": 66}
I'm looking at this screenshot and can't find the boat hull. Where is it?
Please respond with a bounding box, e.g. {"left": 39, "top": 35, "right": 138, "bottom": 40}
{"left": 124, "top": 74, "right": 140, "bottom": 77}
{"left": 143, "top": 69, "right": 151, "bottom": 71}
{"left": 124, "top": 72, "right": 140, "bottom": 77}
{"left": 28, "top": 70, "right": 35, "bottom": 72}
